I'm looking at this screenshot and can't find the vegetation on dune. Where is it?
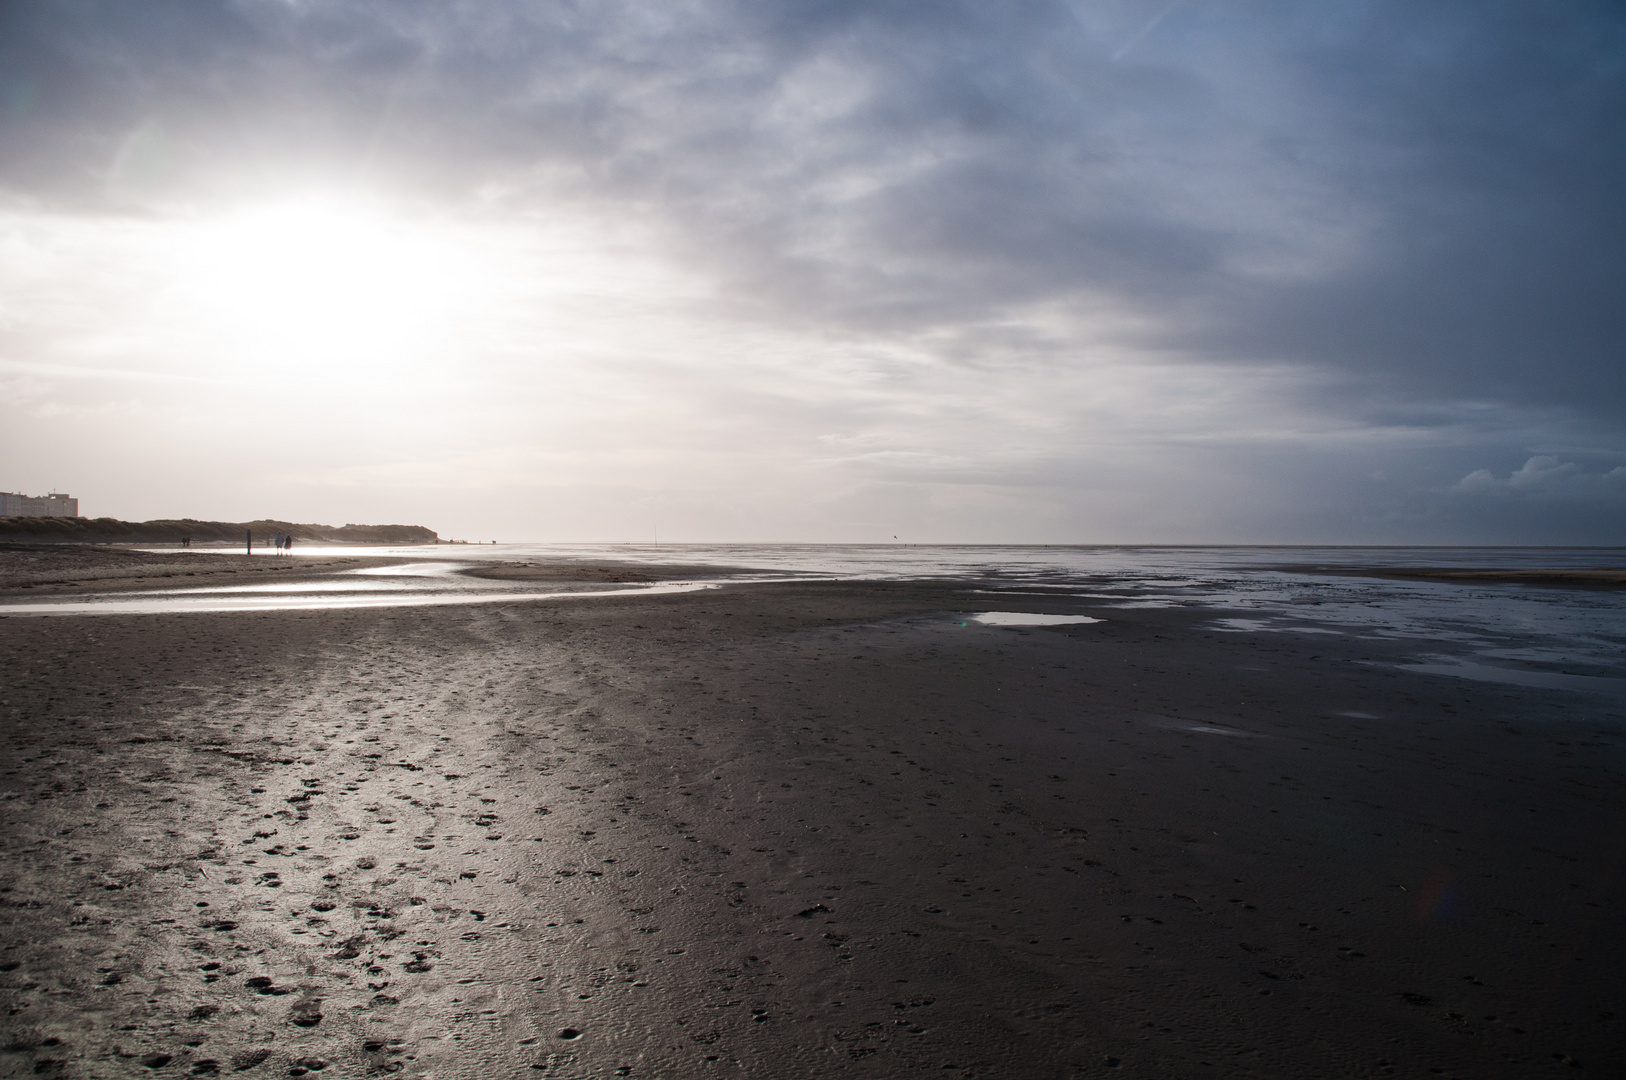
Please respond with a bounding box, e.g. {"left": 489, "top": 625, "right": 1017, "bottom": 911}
{"left": 0, "top": 516, "right": 438, "bottom": 545}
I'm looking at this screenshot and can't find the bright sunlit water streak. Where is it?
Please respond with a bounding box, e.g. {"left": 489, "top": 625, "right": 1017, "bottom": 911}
{"left": 346, "top": 563, "right": 471, "bottom": 577}
{"left": 0, "top": 580, "right": 717, "bottom": 617}
{"left": 121, "top": 579, "right": 422, "bottom": 595}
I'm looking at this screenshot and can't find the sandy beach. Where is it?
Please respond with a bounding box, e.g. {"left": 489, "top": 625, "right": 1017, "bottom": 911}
{"left": 1, "top": 552, "right": 1622, "bottom": 1078}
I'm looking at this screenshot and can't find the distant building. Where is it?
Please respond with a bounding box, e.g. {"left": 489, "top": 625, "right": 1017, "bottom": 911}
{"left": 0, "top": 491, "right": 79, "bottom": 517}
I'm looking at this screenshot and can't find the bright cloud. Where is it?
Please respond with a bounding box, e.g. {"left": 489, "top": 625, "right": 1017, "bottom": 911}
{"left": 1456, "top": 456, "right": 1624, "bottom": 498}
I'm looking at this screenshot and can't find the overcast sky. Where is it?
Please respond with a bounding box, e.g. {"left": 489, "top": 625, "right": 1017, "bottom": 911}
{"left": 2, "top": 0, "right": 1623, "bottom": 543}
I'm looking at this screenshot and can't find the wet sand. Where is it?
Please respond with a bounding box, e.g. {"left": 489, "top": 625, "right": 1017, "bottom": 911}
{"left": 0, "top": 544, "right": 401, "bottom": 599}
{"left": 460, "top": 563, "right": 658, "bottom": 585}
{"left": 1325, "top": 567, "right": 1626, "bottom": 588}
{"left": 1, "top": 564, "right": 1623, "bottom": 1078}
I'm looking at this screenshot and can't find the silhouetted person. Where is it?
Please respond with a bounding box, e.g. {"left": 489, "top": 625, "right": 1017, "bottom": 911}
{"left": 284, "top": 534, "right": 292, "bottom": 555}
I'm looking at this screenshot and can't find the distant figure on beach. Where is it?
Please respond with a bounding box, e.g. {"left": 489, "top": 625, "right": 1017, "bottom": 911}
{"left": 246, "top": 529, "right": 252, "bottom": 554}
{"left": 284, "top": 534, "right": 292, "bottom": 554}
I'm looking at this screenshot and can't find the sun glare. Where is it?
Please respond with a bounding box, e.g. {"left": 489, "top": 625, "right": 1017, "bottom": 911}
{"left": 170, "top": 199, "right": 489, "bottom": 379}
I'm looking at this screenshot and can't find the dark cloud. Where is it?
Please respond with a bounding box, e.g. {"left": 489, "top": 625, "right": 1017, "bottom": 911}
{"left": 1201, "top": 2, "right": 1626, "bottom": 414}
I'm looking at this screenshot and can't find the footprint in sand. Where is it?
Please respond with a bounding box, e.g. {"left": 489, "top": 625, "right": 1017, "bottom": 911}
{"left": 288, "top": 995, "right": 323, "bottom": 1027}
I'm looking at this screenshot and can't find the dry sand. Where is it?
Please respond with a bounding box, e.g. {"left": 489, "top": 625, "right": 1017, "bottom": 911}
{"left": 1, "top": 556, "right": 1623, "bottom": 1078}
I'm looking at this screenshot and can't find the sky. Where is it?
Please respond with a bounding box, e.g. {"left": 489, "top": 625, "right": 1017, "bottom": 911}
{"left": 2, "top": 0, "right": 1623, "bottom": 544}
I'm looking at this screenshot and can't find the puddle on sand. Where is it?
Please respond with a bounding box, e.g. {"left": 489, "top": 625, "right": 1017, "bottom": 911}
{"left": 970, "top": 612, "right": 1105, "bottom": 627}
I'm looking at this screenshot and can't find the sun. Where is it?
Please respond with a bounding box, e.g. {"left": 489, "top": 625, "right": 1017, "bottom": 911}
{"left": 170, "top": 198, "right": 485, "bottom": 380}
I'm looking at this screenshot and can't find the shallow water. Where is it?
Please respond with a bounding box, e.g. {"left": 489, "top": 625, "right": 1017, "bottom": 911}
{"left": 0, "top": 580, "right": 716, "bottom": 616}
{"left": 14, "top": 543, "right": 1626, "bottom": 694}
{"left": 1396, "top": 659, "right": 1626, "bottom": 694}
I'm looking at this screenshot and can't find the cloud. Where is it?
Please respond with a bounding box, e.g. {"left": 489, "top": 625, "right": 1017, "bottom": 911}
{"left": 7, "top": 4, "right": 1620, "bottom": 353}
{"left": 1455, "top": 455, "right": 1626, "bottom": 497}
{"left": 1, "top": 1, "right": 1624, "bottom": 540}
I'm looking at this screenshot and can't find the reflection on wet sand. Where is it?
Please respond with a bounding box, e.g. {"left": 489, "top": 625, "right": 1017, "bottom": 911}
{"left": 3, "top": 572, "right": 1622, "bottom": 1077}
{"left": 0, "top": 580, "right": 717, "bottom": 617}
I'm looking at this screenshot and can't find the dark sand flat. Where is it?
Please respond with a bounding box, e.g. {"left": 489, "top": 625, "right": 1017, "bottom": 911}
{"left": 1, "top": 571, "right": 1623, "bottom": 1078}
